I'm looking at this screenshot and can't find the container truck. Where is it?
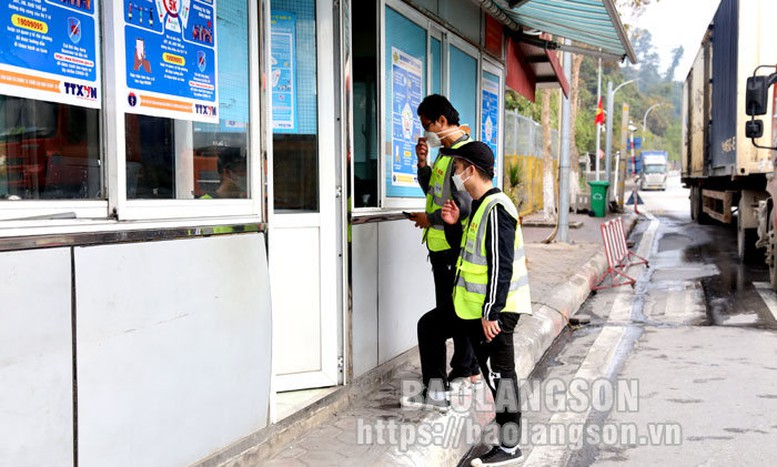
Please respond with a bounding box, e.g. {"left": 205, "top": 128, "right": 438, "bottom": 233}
{"left": 640, "top": 150, "right": 668, "bottom": 191}
{"left": 681, "top": 0, "right": 777, "bottom": 268}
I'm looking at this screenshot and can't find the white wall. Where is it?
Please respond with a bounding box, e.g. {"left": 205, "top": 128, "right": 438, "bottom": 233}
{"left": 352, "top": 223, "right": 379, "bottom": 377}
{"left": 0, "top": 248, "right": 73, "bottom": 466}
{"left": 377, "top": 221, "right": 435, "bottom": 363}
{"left": 351, "top": 220, "right": 435, "bottom": 374}
{"left": 74, "top": 234, "right": 272, "bottom": 466}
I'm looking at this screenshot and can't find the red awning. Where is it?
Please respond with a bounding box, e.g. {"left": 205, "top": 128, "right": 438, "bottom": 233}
{"left": 506, "top": 34, "right": 569, "bottom": 102}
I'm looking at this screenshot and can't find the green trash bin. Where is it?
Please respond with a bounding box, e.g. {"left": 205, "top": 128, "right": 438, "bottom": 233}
{"left": 588, "top": 181, "right": 609, "bottom": 217}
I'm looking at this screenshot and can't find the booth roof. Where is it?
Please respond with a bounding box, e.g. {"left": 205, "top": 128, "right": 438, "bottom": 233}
{"left": 490, "top": 0, "right": 637, "bottom": 64}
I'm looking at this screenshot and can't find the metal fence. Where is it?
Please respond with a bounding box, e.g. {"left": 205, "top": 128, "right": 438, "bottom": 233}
{"left": 504, "top": 110, "right": 558, "bottom": 159}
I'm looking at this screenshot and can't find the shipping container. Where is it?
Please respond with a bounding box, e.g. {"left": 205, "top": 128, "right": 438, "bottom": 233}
{"left": 682, "top": 0, "right": 777, "bottom": 267}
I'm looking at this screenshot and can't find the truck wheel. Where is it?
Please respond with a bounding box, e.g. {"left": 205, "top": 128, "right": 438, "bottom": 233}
{"left": 738, "top": 199, "right": 761, "bottom": 264}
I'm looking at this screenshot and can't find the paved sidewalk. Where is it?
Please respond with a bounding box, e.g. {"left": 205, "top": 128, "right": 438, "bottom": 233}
{"left": 229, "top": 211, "right": 639, "bottom": 467}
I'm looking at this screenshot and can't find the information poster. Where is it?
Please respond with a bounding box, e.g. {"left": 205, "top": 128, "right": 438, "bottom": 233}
{"left": 482, "top": 72, "right": 500, "bottom": 183}
{"left": 390, "top": 47, "right": 423, "bottom": 190}
{"left": 0, "top": 0, "right": 101, "bottom": 109}
{"left": 123, "top": 0, "right": 218, "bottom": 123}
{"left": 271, "top": 12, "right": 297, "bottom": 133}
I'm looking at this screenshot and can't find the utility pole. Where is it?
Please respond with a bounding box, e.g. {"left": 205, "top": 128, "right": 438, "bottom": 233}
{"left": 605, "top": 80, "right": 636, "bottom": 186}
{"left": 642, "top": 103, "right": 665, "bottom": 145}
{"left": 617, "top": 104, "right": 630, "bottom": 209}
{"left": 558, "top": 41, "right": 572, "bottom": 243}
{"left": 595, "top": 58, "right": 602, "bottom": 180}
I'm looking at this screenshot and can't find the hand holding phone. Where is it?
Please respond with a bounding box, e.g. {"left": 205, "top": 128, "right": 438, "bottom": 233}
{"left": 402, "top": 211, "right": 415, "bottom": 219}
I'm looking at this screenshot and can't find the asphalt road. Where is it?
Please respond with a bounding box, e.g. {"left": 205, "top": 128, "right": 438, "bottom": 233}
{"left": 517, "top": 174, "right": 777, "bottom": 466}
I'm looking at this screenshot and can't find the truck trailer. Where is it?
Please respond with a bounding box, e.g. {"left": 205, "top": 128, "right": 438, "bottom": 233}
{"left": 682, "top": 0, "right": 777, "bottom": 268}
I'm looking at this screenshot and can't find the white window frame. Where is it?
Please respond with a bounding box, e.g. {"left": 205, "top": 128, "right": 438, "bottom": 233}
{"left": 427, "top": 26, "right": 445, "bottom": 96}
{"left": 447, "top": 34, "right": 481, "bottom": 140}
{"left": 372, "top": 0, "right": 506, "bottom": 211}
{"left": 0, "top": 0, "right": 107, "bottom": 222}
{"left": 379, "top": 0, "right": 432, "bottom": 210}
{"left": 104, "top": 1, "right": 263, "bottom": 221}
{"left": 481, "top": 58, "right": 505, "bottom": 188}
{"left": 0, "top": 1, "right": 264, "bottom": 227}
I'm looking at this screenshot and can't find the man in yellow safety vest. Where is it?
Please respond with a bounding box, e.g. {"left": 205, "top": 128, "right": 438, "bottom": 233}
{"left": 407, "top": 95, "right": 480, "bottom": 401}
{"left": 441, "top": 141, "right": 532, "bottom": 466}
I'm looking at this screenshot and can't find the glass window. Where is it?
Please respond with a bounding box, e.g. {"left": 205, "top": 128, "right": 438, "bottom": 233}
{"left": 125, "top": 0, "right": 251, "bottom": 201}
{"left": 449, "top": 45, "right": 478, "bottom": 136}
{"left": 272, "top": 0, "right": 319, "bottom": 211}
{"left": 0, "top": 97, "right": 100, "bottom": 200}
{"left": 384, "top": 7, "right": 426, "bottom": 199}
{"left": 353, "top": 0, "right": 378, "bottom": 208}
{"left": 430, "top": 37, "right": 441, "bottom": 95}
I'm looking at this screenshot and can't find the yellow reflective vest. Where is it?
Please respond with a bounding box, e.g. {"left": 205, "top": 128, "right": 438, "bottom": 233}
{"left": 423, "top": 139, "right": 470, "bottom": 252}
{"left": 453, "top": 191, "right": 532, "bottom": 320}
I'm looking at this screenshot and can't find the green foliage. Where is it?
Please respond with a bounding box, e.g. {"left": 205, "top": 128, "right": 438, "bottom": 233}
{"left": 505, "top": 89, "right": 560, "bottom": 130}
{"left": 506, "top": 160, "right": 523, "bottom": 189}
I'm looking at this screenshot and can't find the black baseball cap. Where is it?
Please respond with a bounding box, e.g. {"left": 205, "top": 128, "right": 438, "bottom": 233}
{"left": 443, "top": 141, "right": 495, "bottom": 178}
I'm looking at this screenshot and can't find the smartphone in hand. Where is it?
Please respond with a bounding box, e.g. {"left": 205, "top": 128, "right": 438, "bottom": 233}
{"left": 402, "top": 211, "right": 414, "bottom": 219}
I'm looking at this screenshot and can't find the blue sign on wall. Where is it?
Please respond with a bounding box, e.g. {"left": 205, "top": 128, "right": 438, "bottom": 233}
{"left": 390, "top": 47, "right": 423, "bottom": 191}
{"left": 481, "top": 72, "right": 500, "bottom": 158}
{"left": 123, "top": 0, "right": 218, "bottom": 123}
{"left": 271, "top": 12, "right": 297, "bottom": 133}
{"left": 0, "top": 0, "right": 100, "bottom": 108}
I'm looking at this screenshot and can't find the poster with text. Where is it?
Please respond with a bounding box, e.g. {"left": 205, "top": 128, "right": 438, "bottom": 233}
{"left": 123, "top": 0, "right": 218, "bottom": 123}
{"left": 482, "top": 72, "right": 500, "bottom": 183}
{"left": 271, "top": 12, "right": 297, "bottom": 133}
{"left": 390, "top": 47, "right": 423, "bottom": 193}
{"left": 0, "top": 0, "right": 101, "bottom": 109}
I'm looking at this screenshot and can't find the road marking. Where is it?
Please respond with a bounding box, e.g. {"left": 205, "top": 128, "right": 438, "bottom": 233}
{"left": 752, "top": 282, "right": 777, "bottom": 321}
{"left": 523, "top": 326, "right": 626, "bottom": 467}
{"left": 635, "top": 213, "right": 659, "bottom": 260}
{"left": 608, "top": 288, "right": 634, "bottom": 322}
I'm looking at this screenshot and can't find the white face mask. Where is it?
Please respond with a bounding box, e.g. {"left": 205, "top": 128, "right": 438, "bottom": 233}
{"left": 424, "top": 130, "right": 442, "bottom": 148}
{"left": 452, "top": 168, "right": 471, "bottom": 192}
{"left": 424, "top": 127, "right": 461, "bottom": 149}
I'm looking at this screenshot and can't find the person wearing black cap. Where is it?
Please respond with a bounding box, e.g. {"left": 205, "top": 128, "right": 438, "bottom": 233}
{"left": 441, "top": 141, "right": 532, "bottom": 466}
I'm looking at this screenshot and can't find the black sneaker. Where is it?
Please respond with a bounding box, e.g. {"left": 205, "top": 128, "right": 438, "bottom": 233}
{"left": 470, "top": 445, "right": 523, "bottom": 466}
{"left": 400, "top": 388, "right": 450, "bottom": 412}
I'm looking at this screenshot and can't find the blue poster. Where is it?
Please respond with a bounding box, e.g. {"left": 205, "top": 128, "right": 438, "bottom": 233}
{"left": 271, "top": 12, "right": 297, "bottom": 133}
{"left": 390, "top": 47, "right": 423, "bottom": 191}
{"left": 482, "top": 72, "right": 500, "bottom": 183}
{"left": 123, "top": 0, "right": 218, "bottom": 123}
{"left": 0, "top": 0, "right": 100, "bottom": 108}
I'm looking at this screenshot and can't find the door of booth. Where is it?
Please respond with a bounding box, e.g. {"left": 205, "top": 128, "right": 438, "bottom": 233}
{"left": 268, "top": 0, "right": 340, "bottom": 392}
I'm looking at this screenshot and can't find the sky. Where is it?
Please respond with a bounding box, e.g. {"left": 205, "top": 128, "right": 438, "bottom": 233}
{"left": 623, "top": 0, "right": 722, "bottom": 81}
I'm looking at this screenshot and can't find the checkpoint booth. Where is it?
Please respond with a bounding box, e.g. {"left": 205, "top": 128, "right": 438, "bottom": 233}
{"left": 0, "top": 0, "right": 634, "bottom": 465}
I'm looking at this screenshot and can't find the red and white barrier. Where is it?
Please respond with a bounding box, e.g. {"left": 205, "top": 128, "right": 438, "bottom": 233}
{"left": 594, "top": 217, "right": 649, "bottom": 290}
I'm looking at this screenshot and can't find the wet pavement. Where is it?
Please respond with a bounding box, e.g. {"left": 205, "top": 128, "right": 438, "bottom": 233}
{"left": 517, "top": 175, "right": 777, "bottom": 467}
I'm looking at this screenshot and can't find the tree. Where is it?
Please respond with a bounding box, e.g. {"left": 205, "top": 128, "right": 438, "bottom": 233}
{"left": 664, "top": 46, "right": 684, "bottom": 82}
